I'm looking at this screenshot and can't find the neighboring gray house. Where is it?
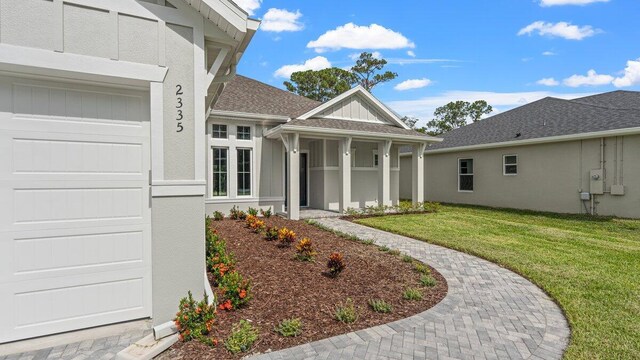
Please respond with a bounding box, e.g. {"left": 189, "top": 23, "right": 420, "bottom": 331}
{"left": 0, "top": 0, "right": 258, "bottom": 343}
{"left": 400, "top": 91, "right": 640, "bottom": 218}
{"left": 207, "top": 76, "right": 440, "bottom": 219}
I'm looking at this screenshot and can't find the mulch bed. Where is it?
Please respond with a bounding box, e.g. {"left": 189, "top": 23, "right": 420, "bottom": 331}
{"left": 159, "top": 217, "right": 447, "bottom": 360}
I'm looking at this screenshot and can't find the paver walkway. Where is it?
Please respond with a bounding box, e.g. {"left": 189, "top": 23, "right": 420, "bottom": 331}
{"left": 251, "top": 218, "right": 570, "bottom": 360}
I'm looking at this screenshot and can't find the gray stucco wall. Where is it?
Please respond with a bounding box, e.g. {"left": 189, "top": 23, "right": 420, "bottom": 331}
{"left": 400, "top": 135, "right": 640, "bottom": 218}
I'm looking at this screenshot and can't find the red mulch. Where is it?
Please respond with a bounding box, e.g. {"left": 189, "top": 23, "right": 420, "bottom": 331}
{"left": 159, "top": 217, "right": 447, "bottom": 360}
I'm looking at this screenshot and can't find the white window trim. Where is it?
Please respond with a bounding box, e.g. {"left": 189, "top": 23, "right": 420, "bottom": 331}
{"left": 503, "top": 154, "right": 518, "bottom": 176}
{"left": 458, "top": 158, "right": 474, "bottom": 193}
{"left": 211, "top": 146, "right": 229, "bottom": 198}
{"left": 372, "top": 149, "right": 379, "bottom": 167}
{"left": 236, "top": 147, "right": 253, "bottom": 198}
{"left": 211, "top": 123, "right": 228, "bottom": 139}
{"left": 236, "top": 125, "right": 252, "bottom": 141}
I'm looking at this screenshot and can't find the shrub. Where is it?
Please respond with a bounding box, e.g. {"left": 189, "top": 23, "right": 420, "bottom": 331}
{"left": 420, "top": 274, "right": 437, "bottom": 287}
{"left": 402, "top": 255, "right": 413, "bottom": 263}
{"left": 260, "top": 208, "right": 272, "bottom": 218}
{"left": 218, "top": 271, "right": 251, "bottom": 310}
{"left": 207, "top": 252, "right": 235, "bottom": 285}
{"left": 205, "top": 228, "right": 223, "bottom": 258}
{"left": 224, "top": 320, "right": 258, "bottom": 354}
{"left": 378, "top": 245, "right": 390, "bottom": 252}
{"left": 361, "top": 239, "right": 374, "bottom": 246}
{"left": 247, "top": 207, "right": 259, "bottom": 216}
{"left": 403, "top": 287, "right": 423, "bottom": 301}
{"left": 327, "top": 252, "right": 345, "bottom": 277}
{"left": 174, "top": 291, "right": 217, "bottom": 347}
{"left": 264, "top": 226, "right": 279, "bottom": 241}
{"left": 368, "top": 299, "right": 393, "bottom": 313}
{"left": 413, "top": 263, "right": 431, "bottom": 275}
{"left": 274, "top": 318, "right": 303, "bottom": 337}
{"left": 423, "top": 201, "right": 441, "bottom": 213}
{"left": 245, "top": 214, "right": 258, "bottom": 227}
{"left": 345, "top": 207, "right": 361, "bottom": 216}
{"left": 388, "top": 249, "right": 401, "bottom": 256}
{"left": 238, "top": 211, "right": 247, "bottom": 220}
{"left": 278, "top": 227, "right": 296, "bottom": 246}
{"left": 249, "top": 218, "right": 265, "bottom": 233}
{"left": 229, "top": 206, "right": 240, "bottom": 220}
{"left": 295, "top": 238, "right": 317, "bottom": 261}
{"left": 213, "top": 211, "right": 224, "bottom": 221}
{"left": 334, "top": 298, "right": 358, "bottom": 323}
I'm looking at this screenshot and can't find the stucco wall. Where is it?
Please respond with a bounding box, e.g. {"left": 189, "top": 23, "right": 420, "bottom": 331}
{"left": 402, "top": 135, "right": 640, "bottom": 218}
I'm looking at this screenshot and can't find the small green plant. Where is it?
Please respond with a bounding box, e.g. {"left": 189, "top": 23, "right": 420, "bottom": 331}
{"left": 224, "top": 320, "right": 258, "bottom": 354}
{"left": 264, "top": 226, "right": 279, "bottom": 241}
{"left": 422, "top": 201, "right": 441, "bottom": 213}
{"left": 388, "top": 249, "right": 401, "bottom": 256}
{"left": 218, "top": 271, "right": 251, "bottom": 310}
{"left": 295, "top": 238, "right": 317, "bottom": 261}
{"left": 361, "top": 239, "right": 374, "bottom": 246}
{"left": 403, "top": 287, "right": 423, "bottom": 301}
{"left": 402, "top": 255, "right": 413, "bottom": 263}
{"left": 229, "top": 205, "right": 240, "bottom": 220}
{"left": 420, "top": 274, "right": 437, "bottom": 287}
{"left": 327, "top": 252, "right": 345, "bottom": 277}
{"left": 174, "top": 291, "right": 217, "bottom": 347}
{"left": 413, "top": 263, "right": 431, "bottom": 275}
{"left": 274, "top": 318, "right": 303, "bottom": 337}
{"left": 260, "top": 208, "right": 272, "bottom": 218}
{"left": 368, "top": 299, "right": 393, "bottom": 313}
{"left": 344, "top": 207, "right": 361, "bottom": 216}
{"left": 247, "top": 207, "right": 259, "bottom": 216}
{"left": 334, "top": 298, "right": 358, "bottom": 323}
{"left": 213, "top": 211, "right": 225, "bottom": 221}
{"left": 378, "top": 245, "right": 390, "bottom": 252}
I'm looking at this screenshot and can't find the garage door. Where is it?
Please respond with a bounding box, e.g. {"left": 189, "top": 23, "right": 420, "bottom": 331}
{"left": 0, "top": 76, "right": 152, "bottom": 343}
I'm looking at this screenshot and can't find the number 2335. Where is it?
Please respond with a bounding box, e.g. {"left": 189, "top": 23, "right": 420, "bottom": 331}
{"left": 176, "top": 85, "right": 184, "bottom": 132}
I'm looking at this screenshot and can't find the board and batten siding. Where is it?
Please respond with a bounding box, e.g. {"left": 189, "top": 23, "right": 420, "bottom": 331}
{"left": 318, "top": 93, "right": 390, "bottom": 124}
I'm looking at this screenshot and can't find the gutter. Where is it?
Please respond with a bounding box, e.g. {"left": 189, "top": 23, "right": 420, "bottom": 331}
{"left": 209, "top": 110, "right": 290, "bottom": 123}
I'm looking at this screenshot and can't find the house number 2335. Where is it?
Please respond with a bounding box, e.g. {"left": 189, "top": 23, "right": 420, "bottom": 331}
{"left": 176, "top": 85, "right": 184, "bottom": 132}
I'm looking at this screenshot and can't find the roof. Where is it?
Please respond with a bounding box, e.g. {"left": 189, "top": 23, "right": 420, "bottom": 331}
{"left": 425, "top": 91, "right": 640, "bottom": 151}
{"left": 284, "top": 118, "right": 435, "bottom": 139}
{"left": 212, "top": 75, "right": 321, "bottom": 118}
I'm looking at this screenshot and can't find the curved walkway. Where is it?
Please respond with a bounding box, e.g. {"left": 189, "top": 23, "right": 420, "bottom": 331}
{"left": 251, "top": 218, "right": 569, "bottom": 360}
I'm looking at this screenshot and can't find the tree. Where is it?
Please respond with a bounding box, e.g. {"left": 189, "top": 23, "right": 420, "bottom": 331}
{"left": 284, "top": 68, "right": 357, "bottom": 102}
{"left": 351, "top": 52, "right": 398, "bottom": 91}
{"left": 426, "top": 100, "right": 493, "bottom": 135}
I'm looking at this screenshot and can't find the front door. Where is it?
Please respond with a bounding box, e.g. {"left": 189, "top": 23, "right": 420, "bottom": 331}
{"left": 284, "top": 153, "right": 309, "bottom": 207}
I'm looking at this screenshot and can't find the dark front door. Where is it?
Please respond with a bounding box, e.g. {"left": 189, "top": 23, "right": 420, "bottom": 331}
{"left": 284, "top": 153, "right": 309, "bottom": 208}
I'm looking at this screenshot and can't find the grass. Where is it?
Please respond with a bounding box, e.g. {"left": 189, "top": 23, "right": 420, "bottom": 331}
{"left": 356, "top": 204, "right": 640, "bottom": 360}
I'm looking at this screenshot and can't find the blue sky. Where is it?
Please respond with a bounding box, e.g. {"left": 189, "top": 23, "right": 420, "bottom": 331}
{"left": 234, "top": 0, "right": 640, "bottom": 125}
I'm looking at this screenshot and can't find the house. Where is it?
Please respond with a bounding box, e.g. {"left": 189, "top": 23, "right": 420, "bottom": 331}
{"left": 399, "top": 91, "right": 640, "bottom": 218}
{"left": 0, "top": 0, "right": 259, "bottom": 343}
{"left": 206, "top": 76, "right": 440, "bottom": 220}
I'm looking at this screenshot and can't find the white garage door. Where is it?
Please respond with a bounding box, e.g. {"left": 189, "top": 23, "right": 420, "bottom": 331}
{"left": 0, "top": 76, "right": 152, "bottom": 343}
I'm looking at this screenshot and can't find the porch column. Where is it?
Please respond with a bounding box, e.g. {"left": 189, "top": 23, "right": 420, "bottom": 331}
{"left": 378, "top": 140, "right": 392, "bottom": 207}
{"left": 412, "top": 143, "right": 427, "bottom": 204}
{"left": 283, "top": 133, "right": 300, "bottom": 220}
{"left": 338, "top": 137, "right": 352, "bottom": 213}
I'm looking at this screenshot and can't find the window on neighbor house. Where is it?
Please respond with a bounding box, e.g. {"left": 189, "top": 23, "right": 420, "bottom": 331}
{"left": 212, "top": 148, "right": 228, "bottom": 196}
{"left": 459, "top": 158, "right": 474, "bottom": 192}
{"left": 212, "top": 124, "right": 227, "bottom": 139}
{"left": 503, "top": 155, "right": 518, "bottom": 175}
{"left": 373, "top": 150, "right": 379, "bottom": 167}
{"left": 237, "top": 148, "right": 252, "bottom": 196}
{"left": 237, "top": 126, "right": 251, "bottom": 140}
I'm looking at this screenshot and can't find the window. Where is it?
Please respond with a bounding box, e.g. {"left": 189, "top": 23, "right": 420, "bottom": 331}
{"left": 212, "top": 148, "right": 228, "bottom": 196}
{"left": 373, "top": 150, "right": 379, "bottom": 167}
{"left": 350, "top": 148, "right": 356, "bottom": 167}
{"left": 458, "top": 158, "right": 474, "bottom": 192}
{"left": 503, "top": 155, "right": 518, "bottom": 175}
{"left": 237, "top": 126, "right": 251, "bottom": 140}
{"left": 212, "top": 124, "right": 227, "bottom": 139}
{"left": 237, "top": 149, "right": 252, "bottom": 196}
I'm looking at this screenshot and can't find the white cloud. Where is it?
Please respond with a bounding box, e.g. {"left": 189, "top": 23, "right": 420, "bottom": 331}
{"left": 233, "top": 0, "right": 261, "bottom": 16}
{"left": 613, "top": 58, "right": 640, "bottom": 87}
{"left": 518, "top": 21, "right": 599, "bottom": 40}
{"left": 542, "top": 51, "right": 556, "bottom": 56}
{"left": 540, "top": 0, "right": 609, "bottom": 6}
{"left": 537, "top": 78, "right": 560, "bottom": 86}
{"left": 307, "top": 23, "right": 415, "bottom": 53}
{"left": 394, "top": 78, "right": 432, "bottom": 91}
{"left": 274, "top": 56, "right": 332, "bottom": 78}
{"left": 387, "top": 90, "right": 594, "bottom": 125}
{"left": 407, "top": 50, "right": 416, "bottom": 58}
{"left": 260, "top": 8, "right": 304, "bottom": 32}
{"left": 563, "top": 69, "right": 614, "bottom": 87}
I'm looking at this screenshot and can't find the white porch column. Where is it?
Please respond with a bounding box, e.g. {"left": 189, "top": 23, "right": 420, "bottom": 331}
{"left": 412, "top": 143, "right": 427, "bottom": 204}
{"left": 338, "top": 137, "right": 352, "bottom": 213}
{"left": 378, "top": 140, "right": 392, "bottom": 207}
{"left": 282, "top": 133, "right": 300, "bottom": 220}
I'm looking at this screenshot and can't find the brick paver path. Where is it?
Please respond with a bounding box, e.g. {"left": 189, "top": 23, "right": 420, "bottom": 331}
{"left": 251, "top": 218, "right": 570, "bottom": 360}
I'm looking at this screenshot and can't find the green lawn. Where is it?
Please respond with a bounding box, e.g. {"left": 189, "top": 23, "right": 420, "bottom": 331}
{"left": 356, "top": 204, "right": 640, "bottom": 360}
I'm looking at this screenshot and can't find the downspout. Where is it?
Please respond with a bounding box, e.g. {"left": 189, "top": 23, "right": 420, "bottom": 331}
{"left": 620, "top": 137, "right": 624, "bottom": 186}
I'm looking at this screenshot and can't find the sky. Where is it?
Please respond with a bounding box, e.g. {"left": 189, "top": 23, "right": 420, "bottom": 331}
{"left": 233, "top": 0, "right": 640, "bottom": 126}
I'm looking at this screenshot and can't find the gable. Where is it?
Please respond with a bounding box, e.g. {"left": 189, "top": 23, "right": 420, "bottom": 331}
{"left": 316, "top": 92, "right": 394, "bottom": 125}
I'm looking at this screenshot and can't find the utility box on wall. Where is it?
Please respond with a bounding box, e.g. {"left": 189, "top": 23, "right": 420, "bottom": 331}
{"left": 590, "top": 169, "right": 604, "bottom": 195}
{"left": 611, "top": 185, "right": 625, "bottom": 196}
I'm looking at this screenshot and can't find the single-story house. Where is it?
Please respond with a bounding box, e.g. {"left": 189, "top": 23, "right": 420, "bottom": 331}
{"left": 399, "top": 91, "right": 640, "bottom": 218}
{"left": 0, "top": 0, "right": 260, "bottom": 343}
{"left": 206, "top": 75, "right": 440, "bottom": 219}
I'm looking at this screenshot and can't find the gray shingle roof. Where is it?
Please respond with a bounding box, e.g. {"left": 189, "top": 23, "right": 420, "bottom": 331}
{"left": 212, "top": 75, "right": 321, "bottom": 118}
{"left": 284, "top": 118, "right": 433, "bottom": 138}
{"left": 426, "top": 91, "right": 640, "bottom": 151}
